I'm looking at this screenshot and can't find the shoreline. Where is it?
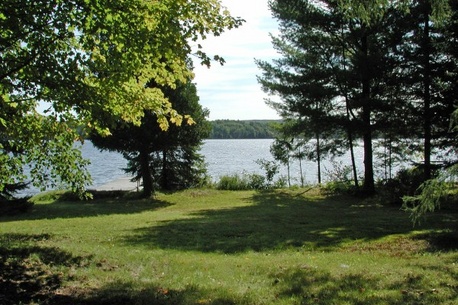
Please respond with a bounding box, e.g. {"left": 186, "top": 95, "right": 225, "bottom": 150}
{"left": 90, "top": 177, "right": 139, "bottom": 192}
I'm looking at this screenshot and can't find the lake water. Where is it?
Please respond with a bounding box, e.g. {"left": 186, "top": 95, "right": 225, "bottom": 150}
{"left": 202, "top": 139, "right": 358, "bottom": 183}
{"left": 21, "top": 139, "right": 402, "bottom": 195}
{"left": 84, "top": 139, "right": 368, "bottom": 186}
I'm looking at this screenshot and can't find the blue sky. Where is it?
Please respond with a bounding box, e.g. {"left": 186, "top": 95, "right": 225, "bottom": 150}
{"left": 193, "top": 0, "right": 280, "bottom": 121}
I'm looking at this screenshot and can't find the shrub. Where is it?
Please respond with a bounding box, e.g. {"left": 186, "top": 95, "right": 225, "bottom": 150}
{"left": 216, "top": 174, "right": 250, "bottom": 190}
{"left": 379, "top": 166, "right": 427, "bottom": 205}
{"left": 272, "top": 175, "right": 288, "bottom": 189}
{"left": 323, "top": 180, "right": 355, "bottom": 194}
{"left": 322, "top": 161, "right": 357, "bottom": 194}
{"left": 246, "top": 173, "right": 266, "bottom": 190}
{"left": 216, "top": 172, "right": 287, "bottom": 191}
{"left": 216, "top": 173, "right": 275, "bottom": 191}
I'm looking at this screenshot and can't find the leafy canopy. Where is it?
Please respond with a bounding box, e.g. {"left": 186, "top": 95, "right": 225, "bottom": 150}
{"left": 0, "top": 0, "right": 243, "bottom": 196}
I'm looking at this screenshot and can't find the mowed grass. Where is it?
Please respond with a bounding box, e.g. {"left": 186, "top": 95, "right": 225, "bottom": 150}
{"left": 1, "top": 188, "right": 457, "bottom": 304}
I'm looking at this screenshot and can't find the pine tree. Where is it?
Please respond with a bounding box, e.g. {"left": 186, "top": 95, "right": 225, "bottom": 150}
{"left": 91, "top": 79, "right": 210, "bottom": 197}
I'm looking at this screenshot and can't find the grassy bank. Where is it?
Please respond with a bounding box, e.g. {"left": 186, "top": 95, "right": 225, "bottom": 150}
{"left": 1, "top": 188, "right": 457, "bottom": 304}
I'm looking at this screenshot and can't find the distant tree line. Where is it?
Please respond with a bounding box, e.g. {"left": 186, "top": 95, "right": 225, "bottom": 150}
{"left": 208, "top": 120, "right": 278, "bottom": 139}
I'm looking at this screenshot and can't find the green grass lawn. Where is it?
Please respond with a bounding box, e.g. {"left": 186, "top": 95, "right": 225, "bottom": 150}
{"left": 1, "top": 188, "right": 457, "bottom": 304}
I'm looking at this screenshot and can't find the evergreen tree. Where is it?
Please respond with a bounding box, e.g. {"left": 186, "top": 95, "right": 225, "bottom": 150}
{"left": 402, "top": 1, "right": 458, "bottom": 223}
{"left": 259, "top": 0, "right": 456, "bottom": 194}
{"left": 91, "top": 79, "right": 210, "bottom": 197}
{"left": 401, "top": 1, "right": 457, "bottom": 177}
{"left": 258, "top": 0, "right": 392, "bottom": 193}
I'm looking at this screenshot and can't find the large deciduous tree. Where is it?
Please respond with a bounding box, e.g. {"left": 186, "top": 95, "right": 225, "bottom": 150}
{"left": 0, "top": 0, "right": 242, "bottom": 196}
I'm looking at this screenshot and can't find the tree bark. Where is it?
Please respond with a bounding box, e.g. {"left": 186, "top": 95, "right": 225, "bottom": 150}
{"left": 361, "top": 31, "right": 375, "bottom": 195}
{"left": 422, "top": 1, "right": 432, "bottom": 181}
{"left": 316, "top": 133, "right": 322, "bottom": 185}
{"left": 139, "top": 148, "right": 154, "bottom": 197}
{"left": 161, "top": 150, "right": 168, "bottom": 190}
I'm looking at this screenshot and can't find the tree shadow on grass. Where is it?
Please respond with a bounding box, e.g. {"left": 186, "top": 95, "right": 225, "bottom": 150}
{"left": 413, "top": 231, "right": 458, "bottom": 252}
{"left": 270, "top": 266, "right": 455, "bottom": 305}
{"left": 0, "top": 191, "right": 172, "bottom": 222}
{"left": 1, "top": 233, "right": 246, "bottom": 305}
{"left": 124, "top": 190, "right": 457, "bottom": 254}
{"left": 0, "top": 233, "right": 94, "bottom": 305}
{"left": 50, "top": 281, "right": 250, "bottom": 305}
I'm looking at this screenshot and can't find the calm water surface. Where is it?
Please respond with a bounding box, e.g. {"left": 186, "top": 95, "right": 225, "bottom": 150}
{"left": 83, "top": 139, "right": 286, "bottom": 187}
{"left": 201, "top": 139, "right": 367, "bottom": 183}
{"left": 22, "top": 139, "right": 381, "bottom": 195}
{"left": 80, "top": 139, "right": 367, "bottom": 186}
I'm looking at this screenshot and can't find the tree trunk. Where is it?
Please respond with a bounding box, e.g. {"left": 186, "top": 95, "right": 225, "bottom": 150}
{"left": 287, "top": 160, "right": 291, "bottom": 187}
{"left": 316, "top": 133, "right": 322, "bottom": 185}
{"left": 346, "top": 103, "right": 359, "bottom": 188}
{"left": 422, "top": 1, "right": 432, "bottom": 181}
{"left": 348, "top": 129, "right": 359, "bottom": 188}
{"left": 341, "top": 25, "right": 359, "bottom": 189}
{"left": 161, "top": 150, "right": 168, "bottom": 190}
{"left": 361, "top": 31, "right": 375, "bottom": 195}
{"left": 298, "top": 148, "right": 304, "bottom": 187}
{"left": 139, "top": 149, "right": 154, "bottom": 197}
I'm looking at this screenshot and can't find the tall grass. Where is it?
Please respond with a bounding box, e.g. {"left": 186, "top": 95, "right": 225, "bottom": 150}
{"left": 216, "top": 173, "right": 266, "bottom": 190}
{"left": 216, "top": 173, "right": 286, "bottom": 190}
{"left": 1, "top": 188, "right": 457, "bottom": 304}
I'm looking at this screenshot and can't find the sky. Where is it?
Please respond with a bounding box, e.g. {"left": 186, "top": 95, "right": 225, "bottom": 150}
{"left": 192, "top": 0, "right": 280, "bottom": 121}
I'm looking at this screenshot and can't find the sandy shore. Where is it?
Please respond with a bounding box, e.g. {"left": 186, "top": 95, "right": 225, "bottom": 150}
{"left": 91, "top": 177, "right": 139, "bottom": 192}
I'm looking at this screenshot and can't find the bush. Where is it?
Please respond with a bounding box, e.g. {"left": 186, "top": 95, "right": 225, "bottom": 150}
{"left": 272, "top": 176, "right": 288, "bottom": 189}
{"left": 216, "top": 174, "right": 250, "bottom": 190}
{"left": 379, "top": 166, "right": 426, "bottom": 205}
{"left": 322, "top": 161, "right": 357, "bottom": 194}
{"left": 246, "top": 173, "right": 267, "bottom": 190}
{"left": 216, "top": 172, "right": 289, "bottom": 191}
{"left": 323, "top": 180, "right": 355, "bottom": 194}
{"left": 216, "top": 173, "right": 272, "bottom": 190}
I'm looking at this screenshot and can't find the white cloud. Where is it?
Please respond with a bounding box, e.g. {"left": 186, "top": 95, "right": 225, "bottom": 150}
{"left": 193, "top": 0, "right": 280, "bottom": 120}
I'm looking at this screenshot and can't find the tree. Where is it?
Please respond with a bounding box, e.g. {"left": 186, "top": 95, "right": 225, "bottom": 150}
{"left": 260, "top": 0, "right": 457, "bottom": 194}
{"left": 91, "top": 78, "right": 211, "bottom": 197}
{"left": 337, "top": 0, "right": 456, "bottom": 182}
{"left": 401, "top": 1, "right": 457, "bottom": 180}
{"left": 259, "top": 0, "right": 388, "bottom": 193}
{"left": 270, "top": 136, "right": 294, "bottom": 187}
{"left": 402, "top": 1, "right": 458, "bottom": 223}
{"left": 336, "top": 0, "right": 451, "bottom": 23}
{"left": 0, "top": 0, "right": 242, "bottom": 197}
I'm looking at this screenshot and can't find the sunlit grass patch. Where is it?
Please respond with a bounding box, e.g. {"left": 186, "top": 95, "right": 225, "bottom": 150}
{"left": 1, "top": 188, "right": 457, "bottom": 304}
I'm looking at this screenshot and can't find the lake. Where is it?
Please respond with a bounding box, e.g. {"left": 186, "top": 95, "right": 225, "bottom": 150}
{"left": 21, "top": 139, "right": 402, "bottom": 195}
{"left": 84, "top": 139, "right": 368, "bottom": 186}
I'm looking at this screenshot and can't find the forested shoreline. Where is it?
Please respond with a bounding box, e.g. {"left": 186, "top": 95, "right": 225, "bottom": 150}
{"left": 208, "top": 119, "right": 278, "bottom": 139}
